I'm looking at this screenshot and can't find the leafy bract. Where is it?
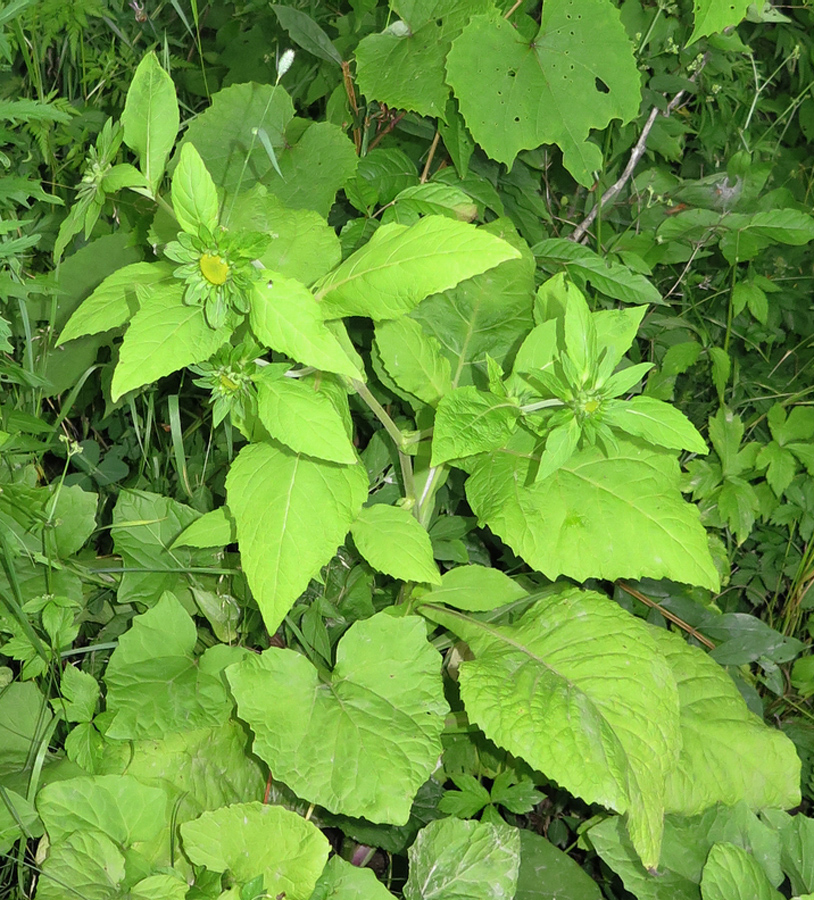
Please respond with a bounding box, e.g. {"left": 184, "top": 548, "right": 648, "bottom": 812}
{"left": 422, "top": 564, "right": 527, "bottom": 612}
{"left": 650, "top": 627, "right": 801, "bottom": 815}
{"left": 227, "top": 613, "right": 448, "bottom": 824}
{"left": 446, "top": 1, "right": 640, "bottom": 185}
{"left": 111, "top": 282, "right": 229, "bottom": 400}
{"left": 350, "top": 504, "right": 441, "bottom": 584}
{"left": 431, "top": 386, "right": 519, "bottom": 466}
{"left": 700, "top": 842, "right": 783, "bottom": 900}
{"left": 226, "top": 441, "right": 368, "bottom": 634}
{"left": 180, "top": 801, "right": 329, "bottom": 898}
{"left": 316, "top": 216, "right": 520, "bottom": 320}
{"left": 171, "top": 142, "right": 219, "bottom": 235}
{"left": 250, "top": 276, "right": 361, "bottom": 378}
{"left": 422, "top": 588, "right": 681, "bottom": 868}
{"left": 466, "top": 428, "right": 720, "bottom": 590}
{"left": 404, "top": 817, "right": 521, "bottom": 900}
{"left": 121, "top": 52, "right": 179, "bottom": 194}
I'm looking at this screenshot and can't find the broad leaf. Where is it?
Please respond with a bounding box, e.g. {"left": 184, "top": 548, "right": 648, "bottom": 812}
{"left": 689, "top": 0, "right": 761, "bottom": 44}
{"left": 310, "top": 855, "right": 393, "bottom": 900}
{"left": 603, "top": 397, "right": 709, "bottom": 455}
{"left": 272, "top": 4, "right": 343, "bottom": 66}
{"left": 121, "top": 52, "right": 179, "bottom": 194}
{"left": 447, "top": 3, "right": 640, "bottom": 184}
{"left": 700, "top": 842, "right": 783, "bottom": 900}
{"left": 111, "top": 282, "right": 229, "bottom": 400}
{"left": 226, "top": 441, "right": 368, "bottom": 633}
{"left": 516, "top": 830, "right": 602, "bottom": 900}
{"left": 35, "top": 830, "right": 126, "bottom": 900}
{"left": 375, "top": 317, "right": 453, "bottom": 407}
{"left": 173, "top": 507, "right": 236, "bottom": 548}
{"left": 316, "top": 216, "right": 520, "bottom": 320}
{"left": 422, "top": 564, "right": 527, "bottom": 612}
{"left": 404, "top": 817, "right": 521, "bottom": 900}
{"left": 180, "top": 801, "right": 329, "bottom": 898}
{"left": 350, "top": 504, "right": 441, "bottom": 584}
{"left": 466, "top": 429, "right": 720, "bottom": 590}
{"left": 432, "top": 386, "right": 519, "bottom": 466}
{"left": 422, "top": 588, "right": 681, "bottom": 868}
{"left": 250, "top": 276, "right": 362, "bottom": 378}
{"left": 226, "top": 613, "right": 448, "bottom": 823}
{"left": 171, "top": 142, "right": 219, "bottom": 235}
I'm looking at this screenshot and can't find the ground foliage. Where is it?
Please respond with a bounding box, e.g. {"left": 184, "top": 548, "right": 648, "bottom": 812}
{"left": 2, "top": 0, "right": 814, "bottom": 897}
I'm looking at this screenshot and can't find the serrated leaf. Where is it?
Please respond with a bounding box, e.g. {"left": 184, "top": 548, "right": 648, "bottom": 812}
{"left": 422, "top": 564, "right": 526, "bottom": 612}
{"left": 466, "top": 428, "right": 720, "bottom": 590}
{"left": 250, "top": 276, "right": 361, "bottom": 378}
{"left": 226, "top": 441, "right": 367, "bottom": 634}
{"left": 432, "top": 386, "right": 519, "bottom": 466}
{"left": 447, "top": 4, "right": 640, "bottom": 185}
{"left": 756, "top": 442, "right": 797, "bottom": 496}
{"left": 111, "top": 282, "right": 229, "bottom": 400}
{"left": 180, "top": 801, "right": 329, "bottom": 898}
{"left": 422, "top": 588, "right": 681, "bottom": 868}
{"left": 351, "top": 504, "right": 441, "bottom": 584}
{"left": 226, "top": 614, "right": 448, "bottom": 824}
{"left": 375, "top": 317, "right": 453, "bottom": 407}
{"left": 649, "top": 627, "right": 800, "bottom": 816}
{"left": 701, "top": 843, "right": 783, "bottom": 900}
{"left": 316, "top": 217, "right": 520, "bottom": 320}
{"left": 257, "top": 376, "right": 356, "bottom": 464}
{"left": 172, "top": 507, "right": 236, "bottom": 548}
{"left": 121, "top": 52, "right": 179, "bottom": 194}
{"left": 603, "top": 397, "right": 708, "bottom": 455}
{"left": 172, "top": 142, "right": 219, "bottom": 235}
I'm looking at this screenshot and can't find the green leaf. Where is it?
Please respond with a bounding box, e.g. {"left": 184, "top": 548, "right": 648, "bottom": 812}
{"left": 58, "top": 262, "right": 173, "bottom": 344}
{"left": 226, "top": 441, "right": 368, "bottom": 634}
{"left": 603, "top": 397, "right": 708, "bottom": 455}
{"left": 171, "top": 142, "right": 219, "bottom": 235}
{"left": 173, "top": 507, "right": 236, "bottom": 548}
{"left": 316, "top": 217, "right": 520, "bottom": 320}
{"left": 111, "top": 282, "right": 229, "bottom": 400}
{"left": 309, "top": 856, "right": 394, "bottom": 900}
{"left": 688, "top": 0, "right": 752, "bottom": 43}
{"left": 375, "top": 317, "right": 453, "bottom": 407}
{"left": 227, "top": 613, "right": 448, "bottom": 823}
{"left": 732, "top": 280, "right": 768, "bottom": 323}
{"left": 700, "top": 843, "right": 783, "bottom": 900}
{"left": 180, "top": 801, "right": 329, "bottom": 897}
{"left": 422, "top": 588, "right": 681, "bottom": 868}
{"left": 439, "top": 773, "right": 491, "bottom": 817}
{"left": 257, "top": 376, "right": 357, "bottom": 464}
{"left": 404, "top": 818, "right": 521, "bottom": 900}
{"left": 515, "top": 830, "right": 602, "bottom": 900}
{"left": 345, "top": 148, "right": 419, "bottom": 211}
{"left": 447, "top": 4, "right": 640, "bottom": 185}
{"left": 756, "top": 442, "right": 797, "bottom": 496}
{"left": 130, "top": 874, "right": 188, "bottom": 900}
{"left": 432, "top": 386, "right": 519, "bottom": 466}
{"left": 35, "top": 830, "right": 126, "bottom": 900}
{"left": 466, "top": 429, "right": 720, "bottom": 590}
{"left": 121, "top": 52, "right": 179, "bottom": 194}
{"left": 649, "top": 627, "right": 800, "bottom": 815}
{"left": 57, "top": 664, "right": 99, "bottom": 723}
{"left": 250, "top": 275, "right": 361, "bottom": 378}
{"left": 272, "top": 4, "right": 342, "bottom": 66}
{"left": 46, "top": 483, "right": 98, "bottom": 557}
{"left": 0, "top": 682, "right": 52, "bottom": 778}
{"left": 384, "top": 183, "right": 479, "bottom": 224}
{"left": 536, "top": 416, "right": 581, "bottom": 482}
{"left": 0, "top": 790, "right": 38, "bottom": 856}
{"left": 350, "top": 504, "right": 441, "bottom": 584}
{"left": 422, "top": 564, "right": 527, "bottom": 612}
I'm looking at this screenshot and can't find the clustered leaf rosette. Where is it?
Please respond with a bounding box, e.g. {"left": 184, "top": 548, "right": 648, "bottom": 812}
{"left": 164, "top": 226, "right": 269, "bottom": 329}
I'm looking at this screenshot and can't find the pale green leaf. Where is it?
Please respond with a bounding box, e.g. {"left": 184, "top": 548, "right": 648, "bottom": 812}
{"left": 180, "top": 801, "right": 329, "bottom": 898}
{"left": 375, "top": 317, "right": 453, "bottom": 406}
{"left": 650, "top": 627, "right": 801, "bottom": 815}
{"left": 35, "top": 830, "right": 126, "bottom": 900}
{"left": 404, "top": 817, "right": 520, "bottom": 900}
{"left": 316, "top": 216, "right": 520, "bottom": 320}
{"left": 111, "top": 282, "right": 229, "bottom": 400}
{"left": 466, "top": 429, "right": 720, "bottom": 590}
{"left": 226, "top": 614, "right": 448, "bottom": 823}
{"left": 431, "top": 386, "right": 519, "bottom": 466}
{"left": 515, "top": 830, "right": 602, "bottom": 900}
{"left": 130, "top": 874, "right": 188, "bottom": 900}
{"left": 603, "top": 397, "right": 709, "bottom": 455}
{"left": 173, "top": 507, "right": 236, "bottom": 548}
{"left": 447, "top": 4, "right": 640, "bottom": 185}
{"left": 250, "top": 276, "right": 361, "bottom": 378}
{"left": 421, "top": 588, "right": 681, "bottom": 868}
{"left": 121, "top": 52, "right": 179, "bottom": 194}
{"left": 171, "top": 142, "right": 219, "bottom": 235}
{"left": 58, "top": 664, "right": 99, "bottom": 724}
{"left": 701, "top": 843, "right": 783, "bottom": 900}
{"left": 257, "top": 376, "right": 357, "bottom": 464}
{"left": 422, "top": 564, "right": 527, "bottom": 612}
{"left": 351, "top": 504, "right": 441, "bottom": 585}
{"left": 310, "top": 855, "right": 394, "bottom": 900}
{"left": 226, "top": 441, "right": 368, "bottom": 634}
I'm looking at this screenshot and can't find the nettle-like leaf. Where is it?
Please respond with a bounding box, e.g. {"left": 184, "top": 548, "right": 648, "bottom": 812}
{"left": 466, "top": 428, "right": 720, "bottom": 590}
{"left": 171, "top": 142, "right": 219, "bottom": 235}
{"left": 226, "top": 441, "right": 368, "bottom": 634}
{"left": 422, "top": 589, "right": 681, "bottom": 868}
{"left": 227, "top": 613, "right": 449, "bottom": 824}
{"left": 446, "top": 0, "right": 640, "bottom": 185}
{"left": 431, "top": 386, "right": 520, "bottom": 466}
{"left": 180, "top": 801, "right": 329, "bottom": 899}
{"left": 350, "top": 504, "right": 442, "bottom": 584}
{"left": 315, "top": 216, "right": 521, "bottom": 320}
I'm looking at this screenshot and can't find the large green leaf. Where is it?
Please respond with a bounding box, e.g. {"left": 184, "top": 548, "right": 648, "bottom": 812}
{"left": 35, "top": 830, "right": 126, "bottom": 900}
{"left": 431, "top": 386, "right": 519, "bottom": 466}
{"left": 227, "top": 613, "right": 448, "bottom": 824}
{"left": 111, "top": 282, "right": 229, "bottom": 400}
{"left": 403, "top": 817, "right": 520, "bottom": 900}
{"left": 422, "top": 589, "right": 681, "bottom": 868}
{"left": 375, "top": 317, "right": 453, "bottom": 407}
{"left": 446, "top": 2, "right": 640, "bottom": 185}
{"left": 350, "top": 504, "right": 441, "bottom": 585}
{"left": 689, "top": 0, "right": 754, "bottom": 44}
{"left": 516, "top": 830, "right": 602, "bottom": 900}
{"left": 250, "top": 276, "right": 361, "bottom": 378}
{"left": 171, "top": 142, "right": 219, "bottom": 235}
{"left": 180, "top": 801, "right": 329, "bottom": 898}
{"left": 121, "top": 52, "right": 179, "bottom": 194}
{"left": 650, "top": 627, "right": 801, "bottom": 815}
{"left": 226, "top": 441, "right": 368, "bottom": 633}
{"left": 316, "top": 217, "right": 520, "bottom": 320}
{"left": 310, "top": 855, "right": 394, "bottom": 900}
{"left": 700, "top": 843, "right": 783, "bottom": 900}
{"left": 465, "top": 428, "right": 720, "bottom": 590}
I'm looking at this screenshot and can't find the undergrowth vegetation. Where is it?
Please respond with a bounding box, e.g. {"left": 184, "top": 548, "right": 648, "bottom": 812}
{"left": 3, "top": 0, "right": 814, "bottom": 897}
